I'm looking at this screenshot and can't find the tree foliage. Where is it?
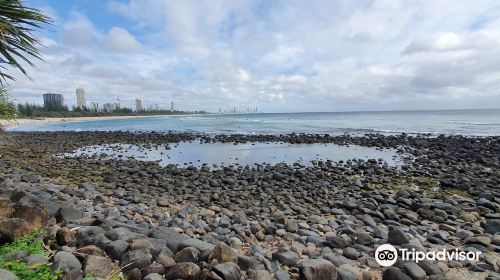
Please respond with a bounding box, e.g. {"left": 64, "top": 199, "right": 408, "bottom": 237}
{"left": 0, "top": 0, "right": 51, "bottom": 84}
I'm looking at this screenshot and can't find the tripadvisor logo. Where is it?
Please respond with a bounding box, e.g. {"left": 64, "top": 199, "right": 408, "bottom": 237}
{"left": 375, "top": 244, "right": 481, "bottom": 267}
{"left": 375, "top": 244, "right": 398, "bottom": 266}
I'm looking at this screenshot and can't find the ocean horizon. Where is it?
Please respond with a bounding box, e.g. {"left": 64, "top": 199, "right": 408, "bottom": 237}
{"left": 9, "top": 108, "right": 500, "bottom": 136}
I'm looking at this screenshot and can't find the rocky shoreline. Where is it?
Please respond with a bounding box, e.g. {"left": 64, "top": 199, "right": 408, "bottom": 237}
{"left": 0, "top": 131, "right": 499, "bottom": 280}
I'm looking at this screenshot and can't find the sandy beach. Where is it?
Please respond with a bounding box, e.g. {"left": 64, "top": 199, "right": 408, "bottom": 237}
{"left": 0, "top": 115, "right": 161, "bottom": 127}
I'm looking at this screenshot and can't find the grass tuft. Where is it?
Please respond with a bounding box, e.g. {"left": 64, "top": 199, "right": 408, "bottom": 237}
{"left": 0, "top": 231, "right": 62, "bottom": 280}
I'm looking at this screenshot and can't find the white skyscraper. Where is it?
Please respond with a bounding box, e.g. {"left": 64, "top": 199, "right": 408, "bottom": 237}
{"left": 76, "top": 88, "right": 86, "bottom": 108}
{"left": 135, "top": 99, "right": 142, "bottom": 112}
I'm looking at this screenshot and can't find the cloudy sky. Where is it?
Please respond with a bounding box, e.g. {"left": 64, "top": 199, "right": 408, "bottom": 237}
{"left": 7, "top": 0, "right": 500, "bottom": 112}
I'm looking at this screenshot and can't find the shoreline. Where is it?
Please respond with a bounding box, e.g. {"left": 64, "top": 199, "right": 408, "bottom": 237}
{"left": 0, "top": 114, "right": 188, "bottom": 127}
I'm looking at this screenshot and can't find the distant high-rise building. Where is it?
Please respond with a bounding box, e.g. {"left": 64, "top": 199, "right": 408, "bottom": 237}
{"left": 135, "top": 99, "right": 142, "bottom": 112}
{"left": 43, "top": 93, "right": 64, "bottom": 110}
{"left": 170, "top": 101, "right": 174, "bottom": 112}
{"left": 76, "top": 88, "right": 86, "bottom": 108}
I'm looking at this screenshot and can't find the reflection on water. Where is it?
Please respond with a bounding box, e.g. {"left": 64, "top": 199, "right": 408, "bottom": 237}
{"left": 61, "top": 141, "right": 404, "bottom": 168}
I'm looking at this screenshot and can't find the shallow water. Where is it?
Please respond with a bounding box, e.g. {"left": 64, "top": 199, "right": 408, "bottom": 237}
{"left": 62, "top": 141, "right": 404, "bottom": 167}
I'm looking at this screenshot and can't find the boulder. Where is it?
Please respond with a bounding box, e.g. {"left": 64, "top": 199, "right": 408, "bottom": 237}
{"left": 213, "top": 262, "right": 241, "bottom": 280}
{"left": 388, "top": 228, "right": 409, "bottom": 245}
{"left": 485, "top": 219, "right": 500, "bottom": 235}
{"left": 13, "top": 204, "right": 53, "bottom": 229}
{"left": 164, "top": 262, "right": 201, "bottom": 280}
{"left": 56, "top": 207, "right": 83, "bottom": 223}
{"left": 83, "top": 255, "right": 119, "bottom": 278}
{"left": 0, "top": 198, "right": 14, "bottom": 218}
{"left": 105, "top": 240, "right": 130, "bottom": 260}
{"left": 120, "top": 248, "right": 153, "bottom": 271}
{"left": 51, "top": 251, "right": 82, "bottom": 272}
{"left": 403, "top": 262, "right": 426, "bottom": 280}
{"left": 272, "top": 250, "right": 299, "bottom": 266}
{"left": 143, "top": 263, "right": 165, "bottom": 276}
{"left": 208, "top": 242, "right": 238, "bottom": 263}
{"left": 300, "top": 259, "right": 337, "bottom": 280}
{"left": 417, "top": 260, "right": 442, "bottom": 276}
{"left": 144, "top": 273, "right": 164, "bottom": 280}
{"left": 382, "top": 267, "right": 412, "bottom": 280}
{"left": 0, "top": 218, "right": 33, "bottom": 243}
{"left": 0, "top": 269, "right": 18, "bottom": 280}
{"left": 177, "top": 238, "right": 215, "bottom": 254}
{"left": 56, "top": 227, "right": 76, "bottom": 246}
{"left": 175, "top": 246, "right": 200, "bottom": 263}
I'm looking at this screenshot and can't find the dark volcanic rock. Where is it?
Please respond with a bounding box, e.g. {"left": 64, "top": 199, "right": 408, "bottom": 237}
{"left": 213, "top": 262, "right": 241, "bottom": 280}
{"left": 388, "top": 228, "right": 409, "bottom": 245}
{"left": 164, "top": 262, "right": 201, "bottom": 280}
{"left": 56, "top": 207, "right": 83, "bottom": 223}
{"left": 120, "top": 248, "right": 153, "bottom": 271}
{"left": 208, "top": 242, "right": 238, "bottom": 264}
{"left": 383, "top": 267, "right": 412, "bottom": 280}
{"left": 300, "top": 259, "right": 337, "bottom": 280}
{"left": 0, "top": 218, "right": 33, "bottom": 243}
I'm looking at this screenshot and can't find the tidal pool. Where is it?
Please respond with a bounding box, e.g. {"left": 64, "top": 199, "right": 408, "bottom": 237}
{"left": 62, "top": 141, "right": 404, "bottom": 168}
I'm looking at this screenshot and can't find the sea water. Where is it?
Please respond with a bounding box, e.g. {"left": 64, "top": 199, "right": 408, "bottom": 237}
{"left": 9, "top": 109, "right": 500, "bottom": 136}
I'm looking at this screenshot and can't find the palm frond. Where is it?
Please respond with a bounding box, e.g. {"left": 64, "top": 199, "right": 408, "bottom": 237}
{"left": 0, "top": 0, "right": 52, "bottom": 85}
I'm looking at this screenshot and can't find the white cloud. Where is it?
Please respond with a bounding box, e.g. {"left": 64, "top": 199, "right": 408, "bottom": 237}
{"left": 7, "top": 1, "right": 500, "bottom": 112}
{"left": 60, "top": 12, "right": 99, "bottom": 46}
{"left": 103, "top": 27, "right": 142, "bottom": 52}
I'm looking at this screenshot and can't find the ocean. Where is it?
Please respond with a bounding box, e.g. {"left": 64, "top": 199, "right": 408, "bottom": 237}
{"left": 8, "top": 109, "right": 500, "bottom": 136}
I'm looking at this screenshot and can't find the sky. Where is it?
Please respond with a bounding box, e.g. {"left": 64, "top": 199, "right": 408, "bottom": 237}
{"left": 6, "top": 0, "right": 500, "bottom": 112}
